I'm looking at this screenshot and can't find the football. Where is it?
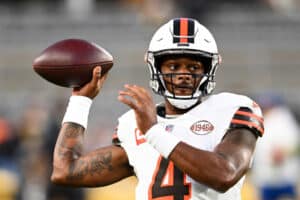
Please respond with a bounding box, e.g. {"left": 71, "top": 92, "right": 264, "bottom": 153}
{"left": 33, "top": 38, "right": 113, "bottom": 88}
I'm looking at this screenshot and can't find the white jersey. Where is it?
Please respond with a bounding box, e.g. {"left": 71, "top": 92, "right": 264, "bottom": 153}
{"left": 115, "top": 92, "right": 263, "bottom": 200}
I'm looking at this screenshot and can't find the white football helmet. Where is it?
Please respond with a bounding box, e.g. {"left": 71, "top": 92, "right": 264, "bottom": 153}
{"left": 146, "top": 18, "right": 221, "bottom": 109}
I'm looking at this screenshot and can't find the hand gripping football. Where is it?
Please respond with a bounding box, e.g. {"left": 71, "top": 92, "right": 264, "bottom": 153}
{"left": 33, "top": 38, "right": 113, "bottom": 88}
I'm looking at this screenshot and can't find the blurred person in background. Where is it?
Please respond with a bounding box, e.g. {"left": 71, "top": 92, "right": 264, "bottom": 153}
{"left": 251, "top": 92, "right": 300, "bottom": 200}
{"left": 50, "top": 17, "right": 264, "bottom": 200}
{"left": 17, "top": 102, "right": 49, "bottom": 200}
{"left": 0, "top": 116, "right": 21, "bottom": 200}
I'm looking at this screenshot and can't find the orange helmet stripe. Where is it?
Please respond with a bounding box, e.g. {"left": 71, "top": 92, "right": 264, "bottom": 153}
{"left": 180, "top": 18, "right": 188, "bottom": 43}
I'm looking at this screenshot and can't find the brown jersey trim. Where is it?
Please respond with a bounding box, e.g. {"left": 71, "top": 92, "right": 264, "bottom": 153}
{"left": 230, "top": 107, "right": 264, "bottom": 137}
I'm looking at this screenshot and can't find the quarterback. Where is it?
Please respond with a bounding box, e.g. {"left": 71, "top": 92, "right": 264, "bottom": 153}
{"left": 51, "top": 18, "right": 264, "bottom": 200}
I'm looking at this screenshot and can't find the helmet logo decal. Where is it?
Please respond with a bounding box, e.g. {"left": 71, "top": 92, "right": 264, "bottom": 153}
{"left": 190, "top": 120, "right": 214, "bottom": 135}
{"left": 173, "top": 18, "right": 195, "bottom": 44}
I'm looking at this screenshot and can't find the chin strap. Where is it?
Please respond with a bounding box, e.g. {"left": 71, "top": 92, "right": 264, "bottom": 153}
{"left": 166, "top": 97, "right": 199, "bottom": 109}
{"left": 165, "top": 90, "right": 201, "bottom": 109}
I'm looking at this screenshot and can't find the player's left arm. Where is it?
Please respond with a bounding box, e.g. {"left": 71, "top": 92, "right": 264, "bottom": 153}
{"left": 169, "top": 104, "right": 263, "bottom": 192}
{"left": 118, "top": 84, "right": 261, "bottom": 192}
{"left": 169, "top": 127, "right": 257, "bottom": 193}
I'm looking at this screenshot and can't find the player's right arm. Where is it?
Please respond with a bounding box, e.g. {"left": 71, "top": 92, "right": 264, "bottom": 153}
{"left": 51, "top": 66, "right": 134, "bottom": 186}
{"left": 51, "top": 122, "right": 133, "bottom": 187}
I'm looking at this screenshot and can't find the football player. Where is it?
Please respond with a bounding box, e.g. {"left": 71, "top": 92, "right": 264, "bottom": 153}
{"left": 51, "top": 18, "right": 264, "bottom": 200}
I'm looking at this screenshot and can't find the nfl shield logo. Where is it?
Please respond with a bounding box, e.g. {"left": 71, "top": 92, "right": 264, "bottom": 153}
{"left": 165, "top": 124, "right": 174, "bottom": 133}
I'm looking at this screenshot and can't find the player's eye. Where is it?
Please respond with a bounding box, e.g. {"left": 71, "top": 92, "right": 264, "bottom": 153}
{"left": 168, "top": 64, "right": 177, "bottom": 71}
{"left": 188, "top": 65, "right": 199, "bottom": 71}
{"left": 188, "top": 64, "right": 204, "bottom": 72}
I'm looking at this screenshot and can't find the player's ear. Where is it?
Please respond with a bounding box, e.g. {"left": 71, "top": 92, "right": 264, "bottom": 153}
{"left": 218, "top": 55, "right": 222, "bottom": 65}
{"left": 144, "top": 52, "right": 148, "bottom": 63}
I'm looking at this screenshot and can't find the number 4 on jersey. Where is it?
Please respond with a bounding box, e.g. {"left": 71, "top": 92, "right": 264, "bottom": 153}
{"left": 149, "top": 156, "right": 191, "bottom": 200}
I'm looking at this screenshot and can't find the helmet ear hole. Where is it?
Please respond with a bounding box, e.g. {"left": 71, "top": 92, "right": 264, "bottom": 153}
{"left": 154, "top": 56, "right": 164, "bottom": 72}
{"left": 199, "top": 80, "right": 208, "bottom": 96}
{"left": 197, "top": 57, "right": 211, "bottom": 74}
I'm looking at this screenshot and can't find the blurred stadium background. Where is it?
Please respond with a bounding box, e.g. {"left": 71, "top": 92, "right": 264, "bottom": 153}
{"left": 0, "top": 0, "right": 299, "bottom": 200}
